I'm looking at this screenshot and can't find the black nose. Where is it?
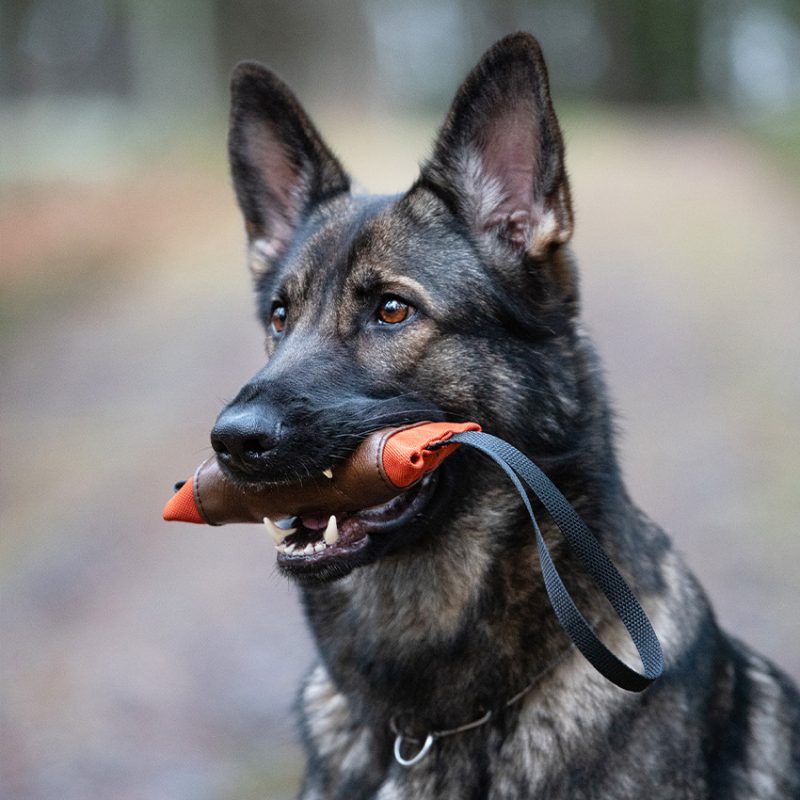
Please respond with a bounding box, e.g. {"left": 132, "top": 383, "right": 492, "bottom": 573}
{"left": 210, "top": 407, "right": 280, "bottom": 473}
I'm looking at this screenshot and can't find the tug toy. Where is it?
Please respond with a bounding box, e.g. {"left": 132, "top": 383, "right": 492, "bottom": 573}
{"left": 164, "top": 420, "right": 664, "bottom": 693}
{"left": 163, "top": 421, "right": 480, "bottom": 526}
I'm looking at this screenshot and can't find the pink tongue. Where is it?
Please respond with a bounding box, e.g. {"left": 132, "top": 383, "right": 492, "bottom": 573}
{"left": 301, "top": 516, "right": 329, "bottom": 530}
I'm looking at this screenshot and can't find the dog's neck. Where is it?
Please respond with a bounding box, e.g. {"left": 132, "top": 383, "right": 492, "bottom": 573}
{"left": 299, "top": 430, "right": 643, "bottom": 734}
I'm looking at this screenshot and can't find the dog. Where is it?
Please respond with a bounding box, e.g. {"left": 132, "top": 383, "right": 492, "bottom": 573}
{"left": 210, "top": 32, "right": 800, "bottom": 799}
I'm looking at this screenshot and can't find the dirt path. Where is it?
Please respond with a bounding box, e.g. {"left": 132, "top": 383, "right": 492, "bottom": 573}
{"left": 1, "top": 113, "right": 798, "bottom": 799}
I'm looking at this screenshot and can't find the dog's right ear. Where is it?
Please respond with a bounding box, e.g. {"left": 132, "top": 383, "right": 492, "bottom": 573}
{"left": 228, "top": 62, "right": 350, "bottom": 277}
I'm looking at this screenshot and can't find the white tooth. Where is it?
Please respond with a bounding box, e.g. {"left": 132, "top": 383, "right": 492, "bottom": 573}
{"left": 276, "top": 543, "right": 286, "bottom": 553}
{"left": 323, "top": 515, "right": 339, "bottom": 546}
{"left": 322, "top": 467, "right": 334, "bottom": 479}
{"left": 314, "top": 542, "right": 325, "bottom": 553}
{"left": 285, "top": 543, "right": 296, "bottom": 555}
{"left": 303, "top": 543, "right": 315, "bottom": 555}
{"left": 263, "top": 517, "right": 296, "bottom": 544}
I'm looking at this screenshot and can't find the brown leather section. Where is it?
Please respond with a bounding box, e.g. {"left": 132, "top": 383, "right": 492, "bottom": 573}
{"left": 193, "top": 425, "right": 419, "bottom": 525}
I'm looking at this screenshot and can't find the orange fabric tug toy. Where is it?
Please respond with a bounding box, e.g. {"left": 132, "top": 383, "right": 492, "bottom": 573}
{"left": 163, "top": 421, "right": 481, "bottom": 527}
{"left": 163, "top": 418, "right": 665, "bottom": 692}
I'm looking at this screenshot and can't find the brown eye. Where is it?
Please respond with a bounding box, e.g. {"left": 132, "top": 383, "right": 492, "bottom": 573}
{"left": 377, "top": 296, "right": 412, "bottom": 325}
{"left": 271, "top": 304, "right": 287, "bottom": 334}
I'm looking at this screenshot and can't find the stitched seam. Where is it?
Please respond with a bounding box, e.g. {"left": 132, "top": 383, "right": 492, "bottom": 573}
{"left": 375, "top": 430, "right": 398, "bottom": 491}
{"left": 194, "top": 460, "right": 214, "bottom": 525}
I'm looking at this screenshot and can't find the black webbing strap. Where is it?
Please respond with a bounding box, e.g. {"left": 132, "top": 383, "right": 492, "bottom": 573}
{"left": 431, "top": 430, "right": 664, "bottom": 692}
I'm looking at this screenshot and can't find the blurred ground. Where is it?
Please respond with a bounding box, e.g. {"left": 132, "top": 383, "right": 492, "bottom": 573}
{"left": 1, "top": 110, "right": 798, "bottom": 799}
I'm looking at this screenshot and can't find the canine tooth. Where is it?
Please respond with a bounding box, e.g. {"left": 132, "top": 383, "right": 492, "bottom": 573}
{"left": 276, "top": 543, "right": 286, "bottom": 553}
{"left": 314, "top": 542, "right": 325, "bottom": 553}
{"left": 285, "top": 543, "right": 296, "bottom": 555}
{"left": 263, "top": 516, "right": 295, "bottom": 544}
{"left": 303, "top": 543, "right": 314, "bottom": 555}
{"left": 323, "top": 515, "right": 339, "bottom": 546}
{"left": 322, "top": 467, "right": 334, "bottom": 479}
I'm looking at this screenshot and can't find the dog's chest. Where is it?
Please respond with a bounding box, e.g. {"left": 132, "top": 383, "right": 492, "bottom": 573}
{"left": 298, "top": 662, "right": 648, "bottom": 800}
{"left": 299, "top": 653, "right": 726, "bottom": 800}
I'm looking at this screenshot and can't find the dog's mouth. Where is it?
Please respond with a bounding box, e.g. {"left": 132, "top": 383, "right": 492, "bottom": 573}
{"left": 273, "top": 472, "right": 439, "bottom": 582}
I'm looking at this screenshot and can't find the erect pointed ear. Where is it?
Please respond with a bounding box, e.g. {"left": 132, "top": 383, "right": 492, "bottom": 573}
{"left": 228, "top": 62, "right": 350, "bottom": 277}
{"left": 421, "top": 33, "right": 572, "bottom": 261}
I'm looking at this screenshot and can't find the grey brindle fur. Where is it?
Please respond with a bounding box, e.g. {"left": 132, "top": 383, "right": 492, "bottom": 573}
{"left": 216, "top": 33, "right": 800, "bottom": 799}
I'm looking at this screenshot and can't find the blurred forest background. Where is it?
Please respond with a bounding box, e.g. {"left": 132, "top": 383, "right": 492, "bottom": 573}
{"left": 1, "top": 1, "right": 799, "bottom": 798}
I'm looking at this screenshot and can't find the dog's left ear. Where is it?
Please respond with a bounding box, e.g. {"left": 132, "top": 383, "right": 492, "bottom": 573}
{"left": 421, "top": 33, "right": 572, "bottom": 261}
{"left": 228, "top": 62, "right": 350, "bottom": 277}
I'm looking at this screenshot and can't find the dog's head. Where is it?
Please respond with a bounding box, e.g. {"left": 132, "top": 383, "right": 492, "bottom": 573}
{"left": 213, "top": 33, "right": 585, "bottom": 583}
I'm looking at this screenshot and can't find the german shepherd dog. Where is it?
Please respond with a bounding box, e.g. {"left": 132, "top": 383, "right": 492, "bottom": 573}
{"left": 212, "top": 33, "right": 800, "bottom": 799}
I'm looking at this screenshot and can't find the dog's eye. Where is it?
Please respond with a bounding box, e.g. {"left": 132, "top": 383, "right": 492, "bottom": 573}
{"left": 377, "top": 296, "right": 412, "bottom": 325}
{"left": 270, "top": 304, "right": 287, "bottom": 334}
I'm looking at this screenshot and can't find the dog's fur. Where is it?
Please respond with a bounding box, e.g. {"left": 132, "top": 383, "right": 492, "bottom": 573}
{"left": 218, "top": 33, "right": 800, "bottom": 799}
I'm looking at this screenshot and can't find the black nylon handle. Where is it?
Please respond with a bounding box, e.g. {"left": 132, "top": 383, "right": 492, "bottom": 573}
{"left": 436, "top": 430, "right": 664, "bottom": 692}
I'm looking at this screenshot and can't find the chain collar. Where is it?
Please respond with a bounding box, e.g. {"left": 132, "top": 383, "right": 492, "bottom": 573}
{"left": 390, "top": 648, "right": 572, "bottom": 767}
